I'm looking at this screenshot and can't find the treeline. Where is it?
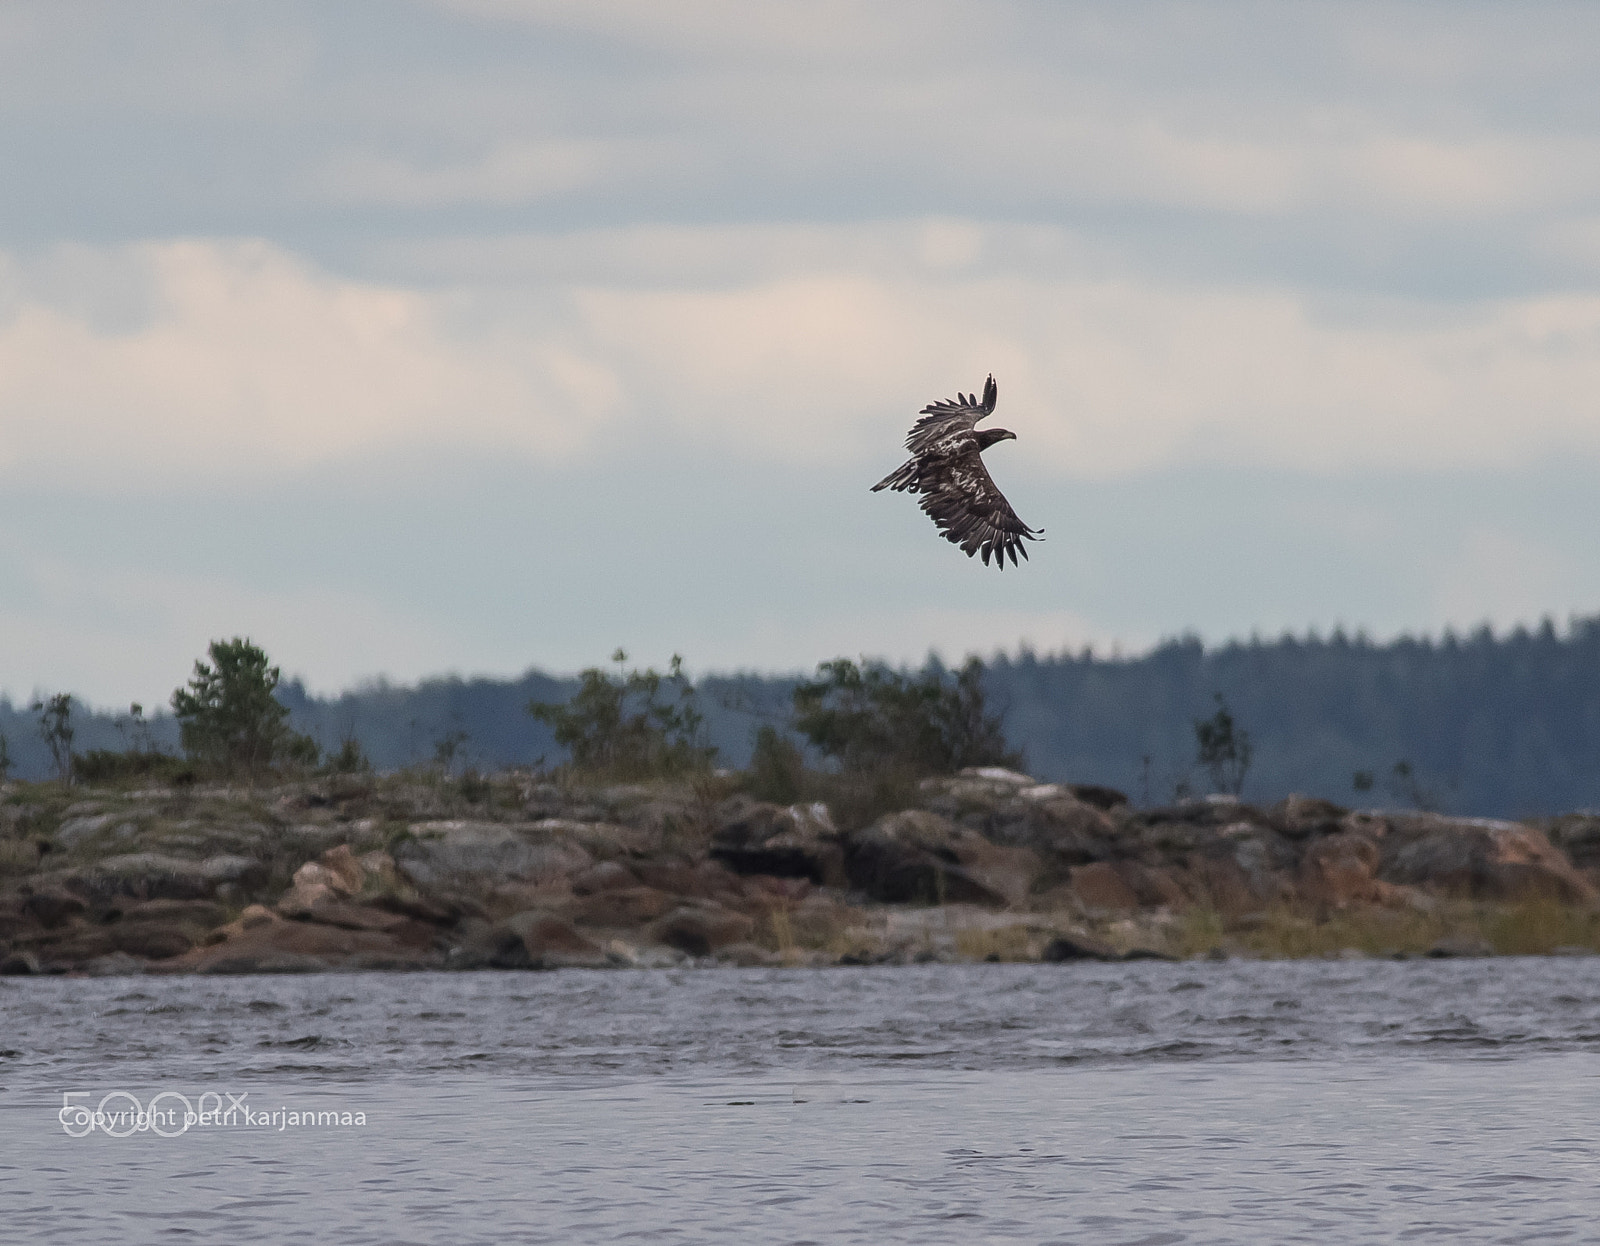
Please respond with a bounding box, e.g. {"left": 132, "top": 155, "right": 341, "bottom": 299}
{"left": 992, "top": 618, "right": 1600, "bottom": 817}
{"left": 5, "top": 618, "right": 1600, "bottom": 816}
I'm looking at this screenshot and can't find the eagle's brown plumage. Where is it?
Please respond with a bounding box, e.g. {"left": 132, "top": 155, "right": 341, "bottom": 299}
{"left": 871, "top": 374, "right": 1042, "bottom": 568}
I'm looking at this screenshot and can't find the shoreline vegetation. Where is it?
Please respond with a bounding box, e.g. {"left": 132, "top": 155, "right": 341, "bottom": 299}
{"left": 3, "top": 637, "right": 1598, "bottom": 975}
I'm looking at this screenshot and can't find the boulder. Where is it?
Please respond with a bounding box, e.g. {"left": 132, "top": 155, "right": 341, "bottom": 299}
{"left": 530, "top": 818, "right": 651, "bottom": 859}
{"left": 55, "top": 812, "right": 132, "bottom": 850}
{"left": 944, "top": 836, "right": 1045, "bottom": 907}
{"left": 959, "top": 766, "right": 1035, "bottom": 785}
{"left": 0, "top": 898, "right": 32, "bottom": 942}
{"left": 709, "top": 800, "right": 846, "bottom": 885}
{"left": 358, "top": 849, "right": 400, "bottom": 888}
{"left": 921, "top": 772, "right": 1117, "bottom": 866}
{"left": 1069, "top": 861, "right": 1139, "bottom": 911}
{"left": 739, "top": 874, "right": 812, "bottom": 903}
{"left": 294, "top": 844, "right": 363, "bottom": 896}
{"left": 158, "top": 907, "right": 439, "bottom": 973}
{"left": 393, "top": 822, "right": 593, "bottom": 893}
{"left": 1427, "top": 935, "right": 1495, "bottom": 959}
{"left": 1073, "top": 860, "right": 1189, "bottom": 909}
{"left": 1217, "top": 822, "right": 1299, "bottom": 902}
{"left": 494, "top": 911, "right": 608, "bottom": 969}
{"left": 1299, "top": 831, "right": 1407, "bottom": 909}
{"left": 108, "top": 921, "right": 194, "bottom": 961}
{"left": 20, "top": 888, "right": 87, "bottom": 928}
{"left": 88, "top": 898, "right": 229, "bottom": 963}
{"left": 1067, "top": 784, "right": 1130, "bottom": 811}
{"left": 631, "top": 859, "right": 745, "bottom": 905}
{"left": 118, "top": 898, "right": 228, "bottom": 927}
{"left": 571, "top": 861, "right": 638, "bottom": 894}
{"left": 0, "top": 950, "right": 41, "bottom": 975}
{"left": 291, "top": 900, "right": 414, "bottom": 934}
{"left": 23, "top": 923, "right": 119, "bottom": 965}
{"left": 570, "top": 885, "right": 675, "bottom": 928}
{"left": 53, "top": 853, "right": 265, "bottom": 904}
{"left": 1269, "top": 795, "right": 1348, "bottom": 840}
{"left": 1181, "top": 854, "right": 1273, "bottom": 914}
{"left": 1380, "top": 815, "right": 1597, "bottom": 903}
{"left": 647, "top": 903, "right": 757, "bottom": 956}
{"left": 1543, "top": 814, "right": 1600, "bottom": 877}
{"left": 844, "top": 811, "right": 1011, "bottom": 906}
{"left": 278, "top": 844, "right": 392, "bottom": 918}
{"left": 277, "top": 880, "right": 340, "bottom": 919}
{"left": 1040, "top": 933, "right": 1121, "bottom": 962}
{"left": 999, "top": 792, "right": 1119, "bottom": 865}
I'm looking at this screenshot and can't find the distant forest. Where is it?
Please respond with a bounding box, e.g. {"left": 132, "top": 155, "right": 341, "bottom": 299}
{"left": 4, "top": 618, "right": 1600, "bottom": 818}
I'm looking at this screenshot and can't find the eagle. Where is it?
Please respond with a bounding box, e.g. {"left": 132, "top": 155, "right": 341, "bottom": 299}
{"left": 871, "top": 374, "right": 1042, "bottom": 568}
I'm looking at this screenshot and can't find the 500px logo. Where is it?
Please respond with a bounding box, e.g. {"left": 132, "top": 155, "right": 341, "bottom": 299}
{"left": 58, "top": 1090, "right": 245, "bottom": 1138}
{"left": 58, "top": 1090, "right": 368, "bottom": 1137}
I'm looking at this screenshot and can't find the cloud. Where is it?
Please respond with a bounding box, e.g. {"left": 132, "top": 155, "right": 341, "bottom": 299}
{"left": 312, "top": 139, "right": 624, "bottom": 208}
{"left": 5, "top": 229, "right": 1600, "bottom": 494}
{"left": 0, "top": 239, "right": 612, "bottom": 487}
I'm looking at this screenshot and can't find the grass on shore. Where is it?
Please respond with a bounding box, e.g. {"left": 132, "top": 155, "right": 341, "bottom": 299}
{"left": 1174, "top": 898, "right": 1600, "bottom": 959}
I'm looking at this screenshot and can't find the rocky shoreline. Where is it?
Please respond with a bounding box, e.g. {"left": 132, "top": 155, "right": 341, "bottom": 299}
{"left": 2, "top": 767, "right": 1598, "bottom": 975}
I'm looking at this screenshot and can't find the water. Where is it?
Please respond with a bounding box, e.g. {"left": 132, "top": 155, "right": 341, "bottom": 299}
{"left": 3, "top": 958, "right": 1600, "bottom": 1242}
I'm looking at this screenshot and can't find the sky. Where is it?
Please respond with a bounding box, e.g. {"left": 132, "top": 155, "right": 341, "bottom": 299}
{"left": 4, "top": 0, "right": 1600, "bottom": 708}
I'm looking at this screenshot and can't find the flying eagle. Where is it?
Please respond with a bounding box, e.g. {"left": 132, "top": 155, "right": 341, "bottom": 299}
{"left": 871, "top": 374, "right": 1042, "bottom": 568}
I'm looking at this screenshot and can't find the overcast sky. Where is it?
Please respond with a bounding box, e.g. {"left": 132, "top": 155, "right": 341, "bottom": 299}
{"left": 5, "top": 1, "right": 1600, "bottom": 706}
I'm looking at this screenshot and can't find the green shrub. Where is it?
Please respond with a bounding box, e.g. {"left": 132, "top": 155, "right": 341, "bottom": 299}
{"left": 529, "top": 650, "right": 715, "bottom": 779}
{"left": 324, "top": 734, "right": 369, "bottom": 775}
{"left": 791, "top": 656, "right": 1020, "bottom": 776}
{"left": 72, "top": 749, "right": 190, "bottom": 785}
{"left": 745, "top": 724, "right": 806, "bottom": 803}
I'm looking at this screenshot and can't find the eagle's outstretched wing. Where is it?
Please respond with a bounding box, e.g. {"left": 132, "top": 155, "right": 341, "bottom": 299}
{"left": 904, "top": 373, "right": 998, "bottom": 456}
{"left": 917, "top": 443, "right": 1040, "bottom": 568}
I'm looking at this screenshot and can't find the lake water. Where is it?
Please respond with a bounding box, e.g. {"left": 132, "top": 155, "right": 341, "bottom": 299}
{"left": 3, "top": 958, "right": 1599, "bottom": 1243}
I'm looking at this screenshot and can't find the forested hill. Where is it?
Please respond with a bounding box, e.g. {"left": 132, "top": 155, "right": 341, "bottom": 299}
{"left": 3, "top": 619, "right": 1599, "bottom": 818}
{"left": 987, "top": 620, "right": 1600, "bottom": 818}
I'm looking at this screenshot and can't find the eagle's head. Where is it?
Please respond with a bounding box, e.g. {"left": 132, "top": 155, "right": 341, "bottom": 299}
{"left": 976, "top": 428, "right": 1017, "bottom": 452}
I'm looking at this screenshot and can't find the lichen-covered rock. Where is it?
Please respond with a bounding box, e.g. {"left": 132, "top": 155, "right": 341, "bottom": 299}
{"left": 1379, "top": 814, "right": 1597, "bottom": 903}
{"left": 51, "top": 853, "right": 265, "bottom": 904}
{"left": 920, "top": 773, "right": 1118, "bottom": 866}
{"left": 393, "top": 822, "right": 592, "bottom": 893}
